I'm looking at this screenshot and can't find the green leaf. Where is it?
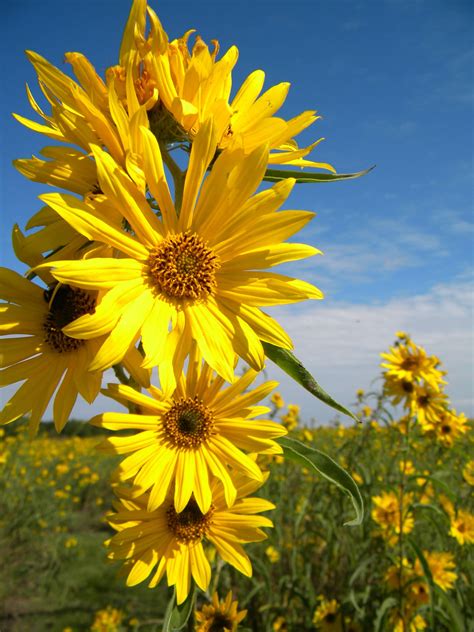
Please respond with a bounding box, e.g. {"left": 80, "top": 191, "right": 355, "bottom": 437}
{"left": 262, "top": 342, "right": 359, "bottom": 422}
{"left": 263, "top": 165, "right": 375, "bottom": 184}
{"left": 278, "top": 436, "right": 364, "bottom": 526}
{"left": 162, "top": 587, "right": 196, "bottom": 631}
{"left": 374, "top": 597, "right": 397, "bottom": 632}
{"left": 433, "top": 586, "right": 465, "bottom": 632}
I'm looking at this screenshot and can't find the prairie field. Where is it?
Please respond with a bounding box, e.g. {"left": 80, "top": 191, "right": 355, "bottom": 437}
{"left": 1, "top": 404, "right": 472, "bottom": 632}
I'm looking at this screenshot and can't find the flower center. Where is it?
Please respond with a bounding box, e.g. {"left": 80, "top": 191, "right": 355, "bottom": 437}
{"left": 162, "top": 397, "right": 214, "bottom": 448}
{"left": 43, "top": 285, "right": 95, "bottom": 353}
{"left": 147, "top": 231, "right": 219, "bottom": 301}
{"left": 209, "top": 614, "right": 234, "bottom": 632}
{"left": 417, "top": 395, "right": 430, "bottom": 407}
{"left": 441, "top": 424, "right": 451, "bottom": 434}
{"left": 167, "top": 498, "right": 214, "bottom": 543}
{"left": 401, "top": 357, "right": 419, "bottom": 371}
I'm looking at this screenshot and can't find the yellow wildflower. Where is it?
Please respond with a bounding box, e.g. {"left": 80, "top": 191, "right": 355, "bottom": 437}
{"left": 195, "top": 591, "right": 247, "bottom": 632}
{"left": 265, "top": 545, "right": 280, "bottom": 563}
{"left": 449, "top": 509, "right": 474, "bottom": 545}
{"left": 463, "top": 459, "right": 474, "bottom": 486}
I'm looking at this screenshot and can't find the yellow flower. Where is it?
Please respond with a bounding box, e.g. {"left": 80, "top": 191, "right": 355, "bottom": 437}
{"left": 395, "top": 331, "right": 410, "bottom": 341}
{"left": 40, "top": 123, "right": 322, "bottom": 388}
{"left": 371, "top": 491, "right": 414, "bottom": 544}
{"left": 195, "top": 591, "right": 247, "bottom": 632}
{"left": 272, "top": 617, "right": 287, "bottom": 632}
{"left": 399, "top": 460, "right": 416, "bottom": 475}
{"left": 265, "top": 545, "right": 280, "bottom": 563}
{"left": 0, "top": 270, "right": 148, "bottom": 433}
{"left": 449, "top": 509, "right": 474, "bottom": 545}
{"left": 381, "top": 340, "right": 445, "bottom": 391}
{"left": 271, "top": 392, "right": 285, "bottom": 409}
{"left": 91, "top": 606, "right": 124, "bottom": 632}
{"left": 415, "top": 551, "right": 457, "bottom": 592}
{"left": 107, "top": 474, "right": 274, "bottom": 604}
{"left": 383, "top": 374, "right": 415, "bottom": 407}
{"left": 463, "top": 459, "right": 474, "bottom": 486}
{"left": 65, "top": 536, "right": 78, "bottom": 548}
{"left": 92, "top": 352, "right": 285, "bottom": 512}
{"left": 312, "top": 599, "right": 342, "bottom": 631}
{"left": 420, "top": 409, "right": 469, "bottom": 447}
{"left": 116, "top": 1, "right": 334, "bottom": 170}
{"left": 392, "top": 613, "right": 427, "bottom": 632}
{"left": 410, "top": 384, "right": 449, "bottom": 427}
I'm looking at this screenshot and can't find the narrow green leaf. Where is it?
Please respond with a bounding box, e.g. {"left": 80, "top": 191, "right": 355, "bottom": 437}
{"left": 374, "top": 597, "right": 397, "bottom": 632}
{"left": 263, "top": 165, "right": 375, "bottom": 184}
{"left": 278, "top": 436, "right": 364, "bottom": 526}
{"left": 162, "top": 587, "right": 196, "bottom": 631}
{"left": 262, "top": 342, "right": 359, "bottom": 422}
{"left": 433, "top": 586, "right": 465, "bottom": 632}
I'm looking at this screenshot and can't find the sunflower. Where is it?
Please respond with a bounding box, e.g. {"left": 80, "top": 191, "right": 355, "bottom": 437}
{"left": 91, "top": 349, "right": 286, "bottom": 512}
{"left": 14, "top": 49, "right": 131, "bottom": 166}
{"left": 419, "top": 408, "right": 468, "bottom": 447}
{"left": 312, "top": 599, "right": 342, "bottom": 632}
{"left": 383, "top": 373, "right": 415, "bottom": 407}
{"left": 380, "top": 341, "right": 445, "bottom": 391}
{"left": 0, "top": 268, "right": 148, "bottom": 433}
{"left": 112, "top": 0, "right": 334, "bottom": 170}
{"left": 195, "top": 591, "right": 247, "bottom": 632}
{"left": 414, "top": 551, "right": 457, "bottom": 592}
{"left": 106, "top": 474, "right": 274, "bottom": 605}
{"left": 38, "top": 121, "right": 322, "bottom": 387}
{"left": 371, "top": 491, "right": 414, "bottom": 544}
{"left": 410, "top": 384, "right": 449, "bottom": 427}
{"left": 449, "top": 509, "right": 474, "bottom": 546}
{"left": 463, "top": 459, "right": 474, "bottom": 486}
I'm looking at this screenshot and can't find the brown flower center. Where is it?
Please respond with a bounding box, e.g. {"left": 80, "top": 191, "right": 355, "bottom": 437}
{"left": 167, "top": 498, "right": 214, "bottom": 543}
{"left": 401, "top": 357, "right": 419, "bottom": 371}
{"left": 209, "top": 614, "right": 234, "bottom": 632}
{"left": 162, "top": 397, "right": 214, "bottom": 448}
{"left": 43, "top": 285, "right": 95, "bottom": 353}
{"left": 147, "top": 231, "right": 219, "bottom": 301}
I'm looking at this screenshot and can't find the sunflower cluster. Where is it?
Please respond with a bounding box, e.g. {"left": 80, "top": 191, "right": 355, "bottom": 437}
{"left": 384, "top": 552, "right": 457, "bottom": 630}
{"left": 0, "top": 0, "right": 339, "bottom": 610}
{"left": 380, "top": 333, "right": 468, "bottom": 446}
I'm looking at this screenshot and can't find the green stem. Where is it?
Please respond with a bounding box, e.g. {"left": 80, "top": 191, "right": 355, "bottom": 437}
{"left": 160, "top": 143, "right": 186, "bottom": 215}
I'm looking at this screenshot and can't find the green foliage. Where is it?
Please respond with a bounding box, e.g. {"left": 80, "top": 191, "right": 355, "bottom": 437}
{"left": 0, "top": 412, "right": 472, "bottom": 631}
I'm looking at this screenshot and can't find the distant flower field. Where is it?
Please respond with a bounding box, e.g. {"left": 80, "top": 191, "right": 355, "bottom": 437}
{"left": 1, "top": 338, "right": 472, "bottom": 631}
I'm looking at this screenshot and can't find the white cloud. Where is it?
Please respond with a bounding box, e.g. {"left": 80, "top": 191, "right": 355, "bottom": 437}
{"left": 263, "top": 277, "right": 473, "bottom": 424}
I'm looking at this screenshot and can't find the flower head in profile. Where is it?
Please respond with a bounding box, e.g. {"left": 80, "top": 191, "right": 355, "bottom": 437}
{"left": 92, "top": 349, "right": 286, "bottom": 512}
{"left": 0, "top": 269, "right": 148, "bottom": 434}
{"left": 40, "top": 122, "right": 322, "bottom": 388}
{"left": 106, "top": 475, "right": 274, "bottom": 604}
{"left": 195, "top": 591, "right": 247, "bottom": 632}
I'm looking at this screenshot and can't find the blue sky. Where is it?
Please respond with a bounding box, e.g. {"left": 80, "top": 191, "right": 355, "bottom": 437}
{"left": 1, "top": 0, "right": 472, "bottom": 423}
